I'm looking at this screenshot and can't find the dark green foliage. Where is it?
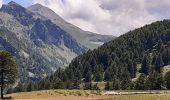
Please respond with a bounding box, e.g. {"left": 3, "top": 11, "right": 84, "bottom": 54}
{"left": 155, "top": 54, "right": 164, "bottom": 72}
{"left": 164, "top": 71, "right": 170, "bottom": 89}
{"left": 33, "top": 20, "right": 170, "bottom": 90}
{"left": 145, "top": 72, "right": 163, "bottom": 90}
{"left": 104, "top": 70, "right": 112, "bottom": 81}
{"left": 14, "top": 82, "right": 26, "bottom": 92}
{"left": 157, "top": 39, "right": 164, "bottom": 51}
{"left": 84, "top": 72, "right": 92, "bottom": 82}
{"left": 27, "top": 82, "right": 35, "bottom": 92}
{"left": 120, "top": 69, "right": 132, "bottom": 90}
{"left": 0, "top": 51, "right": 18, "bottom": 98}
{"left": 127, "top": 60, "right": 135, "bottom": 78}
{"left": 6, "top": 88, "right": 13, "bottom": 94}
{"left": 92, "top": 83, "right": 99, "bottom": 90}
{"left": 112, "top": 79, "right": 120, "bottom": 90}
{"left": 72, "top": 79, "right": 81, "bottom": 89}
{"left": 140, "top": 53, "right": 151, "bottom": 75}
{"left": 105, "top": 82, "right": 113, "bottom": 90}
{"left": 162, "top": 49, "right": 170, "bottom": 65}
{"left": 84, "top": 82, "right": 92, "bottom": 90}
{"left": 135, "top": 74, "right": 146, "bottom": 90}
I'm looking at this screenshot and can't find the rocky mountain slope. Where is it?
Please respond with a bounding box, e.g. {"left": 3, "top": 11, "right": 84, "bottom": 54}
{"left": 0, "top": 1, "right": 114, "bottom": 82}
{"left": 41, "top": 20, "right": 170, "bottom": 90}
{"left": 28, "top": 4, "right": 114, "bottom": 49}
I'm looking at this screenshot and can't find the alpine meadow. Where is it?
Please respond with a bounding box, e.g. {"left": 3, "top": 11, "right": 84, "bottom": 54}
{"left": 1, "top": 0, "right": 170, "bottom": 100}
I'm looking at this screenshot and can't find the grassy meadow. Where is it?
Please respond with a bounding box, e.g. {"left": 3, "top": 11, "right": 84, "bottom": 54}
{"left": 5, "top": 89, "right": 170, "bottom": 100}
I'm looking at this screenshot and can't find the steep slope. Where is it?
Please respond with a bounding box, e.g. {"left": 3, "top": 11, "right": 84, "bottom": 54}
{"left": 41, "top": 20, "right": 170, "bottom": 90}
{"left": 0, "top": 1, "right": 86, "bottom": 82}
{"left": 28, "top": 4, "right": 115, "bottom": 49}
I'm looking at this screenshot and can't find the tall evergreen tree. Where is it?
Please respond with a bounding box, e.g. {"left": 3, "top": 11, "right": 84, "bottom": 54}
{"left": 155, "top": 54, "right": 164, "bottom": 72}
{"left": 84, "top": 82, "right": 92, "bottom": 90}
{"left": 84, "top": 72, "right": 91, "bottom": 82}
{"left": 127, "top": 60, "right": 135, "bottom": 78}
{"left": 157, "top": 39, "right": 164, "bottom": 51}
{"left": 27, "top": 82, "right": 35, "bottom": 92}
{"left": 141, "top": 53, "right": 150, "bottom": 75}
{"left": 164, "top": 71, "right": 170, "bottom": 89}
{"left": 145, "top": 72, "right": 163, "bottom": 90}
{"left": 0, "top": 51, "right": 18, "bottom": 98}
{"left": 135, "top": 74, "right": 146, "bottom": 90}
{"left": 104, "top": 70, "right": 112, "bottom": 81}
{"left": 105, "top": 82, "right": 113, "bottom": 90}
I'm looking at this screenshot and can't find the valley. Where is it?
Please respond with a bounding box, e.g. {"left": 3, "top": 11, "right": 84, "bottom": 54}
{"left": 0, "top": 1, "right": 170, "bottom": 100}
{"left": 5, "top": 90, "right": 170, "bottom": 100}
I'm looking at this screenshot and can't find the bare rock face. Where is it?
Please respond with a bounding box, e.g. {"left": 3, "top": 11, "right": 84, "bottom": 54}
{"left": 0, "top": 1, "right": 115, "bottom": 82}
{"left": 28, "top": 4, "right": 115, "bottom": 49}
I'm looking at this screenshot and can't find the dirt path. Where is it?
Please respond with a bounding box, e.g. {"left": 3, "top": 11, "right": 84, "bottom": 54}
{"left": 103, "top": 91, "right": 167, "bottom": 95}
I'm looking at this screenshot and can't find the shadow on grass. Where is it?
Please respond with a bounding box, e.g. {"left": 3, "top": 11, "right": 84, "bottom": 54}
{"left": 0, "top": 96, "right": 13, "bottom": 100}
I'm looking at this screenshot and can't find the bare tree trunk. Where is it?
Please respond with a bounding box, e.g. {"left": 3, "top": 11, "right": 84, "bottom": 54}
{"left": 1, "top": 71, "right": 3, "bottom": 99}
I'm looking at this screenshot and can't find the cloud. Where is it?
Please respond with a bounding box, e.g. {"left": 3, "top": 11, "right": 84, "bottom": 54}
{"left": 0, "top": 0, "right": 3, "bottom": 7}
{"left": 32, "top": 0, "right": 170, "bottom": 36}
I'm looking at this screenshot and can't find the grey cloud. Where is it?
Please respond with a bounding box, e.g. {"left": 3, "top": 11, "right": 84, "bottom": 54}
{"left": 32, "top": 0, "right": 170, "bottom": 36}
{"left": 145, "top": 0, "right": 170, "bottom": 19}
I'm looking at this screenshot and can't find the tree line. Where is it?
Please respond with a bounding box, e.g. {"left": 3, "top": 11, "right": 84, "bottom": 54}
{"left": 9, "top": 20, "right": 170, "bottom": 92}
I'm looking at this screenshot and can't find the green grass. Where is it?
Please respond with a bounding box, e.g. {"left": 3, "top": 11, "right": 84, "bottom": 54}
{"left": 80, "top": 82, "right": 107, "bottom": 90}
{"left": 104, "top": 94, "right": 170, "bottom": 100}
{"left": 8, "top": 89, "right": 103, "bottom": 97}
{"left": 92, "top": 82, "right": 106, "bottom": 90}
{"left": 7, "top": 89, "right": 170, "bottom": 100}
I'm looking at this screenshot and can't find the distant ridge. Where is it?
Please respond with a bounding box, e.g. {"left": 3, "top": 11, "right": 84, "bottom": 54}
{"left": 0, "top": 1, "right": 115, "bottom": 82}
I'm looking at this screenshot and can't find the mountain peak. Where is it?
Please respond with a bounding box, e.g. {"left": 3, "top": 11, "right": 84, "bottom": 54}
{"left": 32, "top": 3, "right": 43, "bottom": 7}
{"left": 28, "top": 3, "right": 46, "bottom": 10}
{"left": 8, "top": 1, "right": 20, "bottom": 6}
{"left": 0, "top": 0, "right": 26, "bottom": 13}
{"left": 0, "top": 1, "right": 23, "bottom": 9}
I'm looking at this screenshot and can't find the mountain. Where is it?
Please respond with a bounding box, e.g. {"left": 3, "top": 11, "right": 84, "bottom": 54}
{"left": 28, "top": 4, "right": 115, "bottom": 49}
{"left": 0, "top": 1, "right": 113, "bottom": 82}
{"left": 39, "top": 20, "right": 170, "bottom": 90}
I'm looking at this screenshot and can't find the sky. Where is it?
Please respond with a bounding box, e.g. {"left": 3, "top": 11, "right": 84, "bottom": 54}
{"left": 1, "top": 0, "right": 170, "bottom": 36}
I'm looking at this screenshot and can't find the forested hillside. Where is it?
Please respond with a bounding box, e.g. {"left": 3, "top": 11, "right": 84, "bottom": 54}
{"left": 12, "top": 20, "right": 170, "bottom": 92}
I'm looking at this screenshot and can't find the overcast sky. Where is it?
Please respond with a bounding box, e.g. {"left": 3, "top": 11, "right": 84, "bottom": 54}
{"left": 1, "top": 0, "right": 170, "bottom": 36}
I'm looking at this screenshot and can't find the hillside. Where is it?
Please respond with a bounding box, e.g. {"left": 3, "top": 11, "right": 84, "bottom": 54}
{"left": 0, "top": 1, "right": 85, "bottom": 82}
{"left": 35, "top": 20, "right": 170, "bottom": 90}
{"left": 0, "top": 1, "right": 113, "bottom": 82}
{"left": 28, "top": 4, "right": 115, "bottom": 49}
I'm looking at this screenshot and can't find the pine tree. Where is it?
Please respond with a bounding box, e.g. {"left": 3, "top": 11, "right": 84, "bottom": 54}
{"left": 127, "top": 60, "right": 135, "bottom": 78}
{"left": 112, "top": 79, "right": 120, "bottom": 90}
{"left": 155, "top": 54, "right": 164, "bottom": 72}
{"left": 27, "top": 82, "right": 34, "bottom": 92}
{"left": 157, "top": 39, "right": 163, "bottom": 51}
{"left": 84, "top": 82, "right": 92, "bottom": 90}
{"left": 135, "top": 74, "right": 146, "bottom": 90}
{"left": 164, "top": 71, "right": 170, "bottom": 89}
{"left": 162, "top": 49, "right": 170, "bottom": 65}
{"left": 104, "top": 70, "right": 112, "bottom": 81}
{"left": 120, "top": 69, "right": 131, "bottom": 90}
{"left": 14, "top": 82, "right": 27, "bottom": 92}
{"left": 141, "top": 53, "right": 150, "bottom": 75}
{"left": 105, "top": 82, "right": 113, "bottom": 90}
{"left": 0, "top": 51, "right": 18, "bottom": 98}
{"left": 84, "top": 72, "right": 91, "bottom": 82}
{"left": 94, "top": 71, "right": 103, "bottom": 82}
{"left": 72, "top": 79, "right": 80, "bottom": 89}
{"left": 145, "top": 72, "right": 163, "bottom": 90}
